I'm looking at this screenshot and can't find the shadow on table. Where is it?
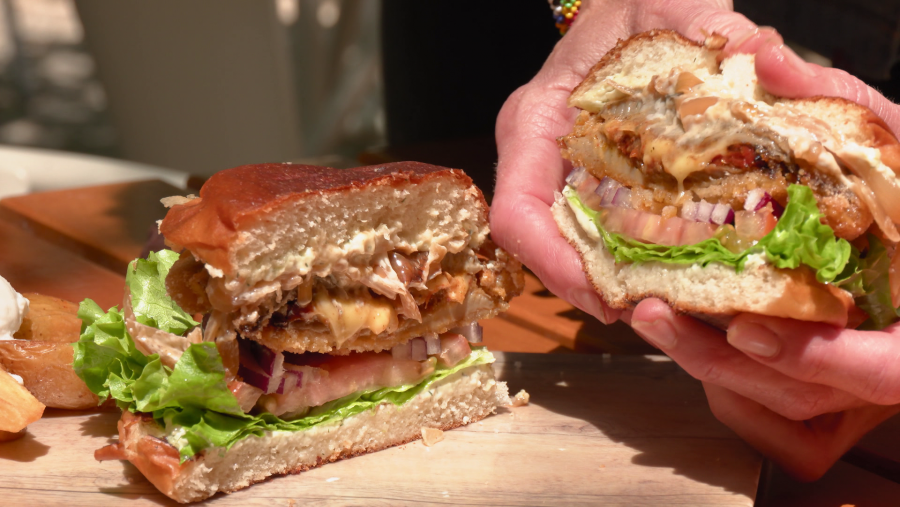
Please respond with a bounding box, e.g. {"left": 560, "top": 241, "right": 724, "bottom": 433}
{"left": 0, "top": 432, "right": 50, "bottom": 461}
{"left": 97, "top": 460, "right": 183, "bottom": 507}
{"left": 497, "top": 352, "right": 760, "bottom": 500}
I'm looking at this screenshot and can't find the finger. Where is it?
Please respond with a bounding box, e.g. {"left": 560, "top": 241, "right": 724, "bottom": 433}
{"left": 703, "top": 382, "right": 900, "bottom": 481}
{"left": 638, "top": 2, "right": 758, "bottom": 45}
{"left": 754, "top": 38, "right": 900, "bottom": 135}
{"left": 726, "top": 314, "right": 900, "bottom": 406}
{"left": 490, "top": 192, "right": 620, "bottom": 325}
{"left": 493, "top": 84, "right": 621, "bottom": 325}
{"left": 631, "top": 299, "right": 865, "bottom": 419}
{"left": 723, "top": 26, "right": 783, "bottom": 55}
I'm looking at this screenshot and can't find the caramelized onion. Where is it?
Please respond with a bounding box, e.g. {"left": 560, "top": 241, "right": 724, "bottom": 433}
{"left": 389, "top": 251, "right": 425, "bottom": 286}
{"left": 604, "top": 78, "right": 638, "bottom": 97}
{"left": 891, "top": 247, "right": 900, "bottom": 309}
{"left": 834, "top": 150, "right": 900, "bottom": 232}
{"left": 675, "top": 72, "right": 704, "bottom": 94}
{"left": 678, "top": 96, "right": 718, "bottom": 118}
{"left": 847, "top": 175, "right": 900, "bottom": 242}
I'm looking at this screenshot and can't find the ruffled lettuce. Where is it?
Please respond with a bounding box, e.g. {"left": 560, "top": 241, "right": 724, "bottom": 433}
{"left": 837, "top": 235, "right": 900, "bottom": 330}
{"left": 126, "top": 249, "right": 199, "bottom": 335}
{"left": 565, "top": 184, "right": 851, "bottom": 283}
{"left": 75, "top": 249, "right": 495, "bottom": 461}
{"left": 75, "top": 306, "right": 494, "bottom": 461}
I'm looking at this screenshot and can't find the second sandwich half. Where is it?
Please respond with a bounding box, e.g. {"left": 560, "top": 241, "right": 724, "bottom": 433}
{"left": 75, "top": 161, "right": 524, "bottom": 503}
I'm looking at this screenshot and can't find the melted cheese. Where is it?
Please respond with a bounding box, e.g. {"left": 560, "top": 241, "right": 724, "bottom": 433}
{"left": 590, "top": 52, "right": 900, "bottom": 240}
{"left": 312, "top": 290, "right": 398, "bottom": 346}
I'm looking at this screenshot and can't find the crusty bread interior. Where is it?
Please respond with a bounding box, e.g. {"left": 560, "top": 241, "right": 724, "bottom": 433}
{"left": 118, "top": 363, "right": 508, "bottom": 504}
{"left": 569, "top": 30, "right": 718, "bottom": 112}
{"left": 568, "top": 29, "right": 899, "bottom": 168}
{"left": 253, "top": 282, "right": 508, "bottom": 354}
{"left": 232, "top": 174, "right": 487, "bottom": 289}
{"left": 551, "top": 192, "right": 854, "bottom": 327}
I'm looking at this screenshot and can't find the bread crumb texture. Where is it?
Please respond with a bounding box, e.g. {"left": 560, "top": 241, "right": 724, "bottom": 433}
{"left": 122, "top": 363, "right": 508, "bottom": 503}
{"left": 420, "top": 427, "right": 444, "bottom": 446}
{"left": 509, "top": 389, "right": 530, "bottom": 407}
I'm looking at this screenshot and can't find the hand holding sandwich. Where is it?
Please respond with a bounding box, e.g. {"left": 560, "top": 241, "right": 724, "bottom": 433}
{"left": 493, "top": 0, "right": 765, "bottom": 323}
{"left": 633, "top": 299, "right": 900, "bottom": 480}
{"left": 494, "top": 0, "right": 900, "bottom": 480}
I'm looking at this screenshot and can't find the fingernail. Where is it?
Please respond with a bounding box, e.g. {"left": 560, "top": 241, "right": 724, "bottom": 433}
{"left": 632, "top": 318, "right": 677, "bottom": 350}
{"left": 727, "top": 26, "right": 781, "bottom": 54}
{"left": 776, "top": 43, "right": 817, "bottom": 77}
{"left": 727, "top": 322, "right": 781, "bottom": 358}
{"left": 571, "top": 289, "right": 608, "bottom": 324}
{"left": 728, "top": 28, "right": 760, "bottom": 51}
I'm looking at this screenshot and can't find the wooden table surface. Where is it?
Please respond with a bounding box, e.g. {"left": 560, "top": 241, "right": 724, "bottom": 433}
{"left": 0, "top": 353, "right": 761, "bottom": 506}
{"left": 0, "top": 180, "right": 764, "bottom": 505}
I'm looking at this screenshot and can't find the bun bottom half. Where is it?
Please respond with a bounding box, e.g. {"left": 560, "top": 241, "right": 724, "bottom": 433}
{"left": 550, "top": 192, "right": 856, "bottom": 328}
{"left": 115, "top": 364, "right": 508, "bottom": 503}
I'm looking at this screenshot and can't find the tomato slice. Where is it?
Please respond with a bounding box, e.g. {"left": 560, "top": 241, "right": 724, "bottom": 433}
{"left": 599, "top": 207, "right": 716, "bottom": 246}
{"left": 890, "top": 245, "right": 900, "bottom": 309}
{"left": 734, "top": 205, "right": 777, "bottom": 241}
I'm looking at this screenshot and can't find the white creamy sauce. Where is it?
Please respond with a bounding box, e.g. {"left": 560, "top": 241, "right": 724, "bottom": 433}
{"left": 591, "top": 52, "right": 900, "bottom": 239}
{"left": 562, "top": 187, "right": 603, "bottom": 242}
{"left": 0, "top": 275, "right": 28, "bottom": 341}
{"left": 123, "top": 295, "right": 200, "bottom": 368}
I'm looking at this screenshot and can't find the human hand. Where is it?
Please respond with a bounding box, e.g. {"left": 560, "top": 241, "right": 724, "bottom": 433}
{"left": 492, "top": 0, "right": 771, "bottom": 323}
{"left": 631, "top": 299, "right": 900, "bottom": 480}
{"left": 628, "top": 21, "right": 900, "bottom": 481}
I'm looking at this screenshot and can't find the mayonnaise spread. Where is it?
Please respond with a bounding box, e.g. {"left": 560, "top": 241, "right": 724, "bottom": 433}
{"left": 0, "top": 275, "right": 27, "bottom": 341}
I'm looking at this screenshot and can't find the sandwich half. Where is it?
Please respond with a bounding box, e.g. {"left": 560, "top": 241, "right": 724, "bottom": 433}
{"left": 551, "top": 29, "right": 900, "bottom": 329}
{"left": 75, "top": 162, "right": 523, "bottom": 503}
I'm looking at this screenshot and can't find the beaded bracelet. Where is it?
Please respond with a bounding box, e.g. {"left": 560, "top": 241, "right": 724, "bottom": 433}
{"left": 548, "top": 0, "right": 581, "bottom": 35}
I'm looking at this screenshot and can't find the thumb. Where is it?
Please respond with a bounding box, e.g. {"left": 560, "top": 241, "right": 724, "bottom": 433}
{"left": 754, "top": 38, "right": 900, "bottom": 136}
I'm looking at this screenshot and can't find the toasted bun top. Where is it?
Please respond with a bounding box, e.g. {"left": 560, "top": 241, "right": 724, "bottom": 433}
{"left": 160, "top": 161, "right": 489, "bottom": 285}
{"left": 569, "top": 29, "right": 718, "bottom": 112}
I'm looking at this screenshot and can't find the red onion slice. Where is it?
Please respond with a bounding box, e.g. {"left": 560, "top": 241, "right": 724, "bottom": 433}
{"left": 238, "top": 363, "right": 271, "bottom": 393}
{"left": 681, "top": 200, "right": 698, "bottom": 221}
{"left": 450, "top": 322, "right": 483, "bottom": 344}
{"left": 277, "top": 370, "right": 302, "bottom": 394}
{"left": 595, "top": 177, "right": 620, "bottom": 206}
{"left": 391, "top": 342, "right": 411, "bottom": 361}
{"left": 257, "top": 347, "right": 285, "bottom": 377}
{"left": 283, "top": 351, "right": 330, "bottom": 367}
{"left": 744, "top": 188, "right": 770, "bottom": 211}
{"left": 611, "top": 187, "right": 632, "bottom": 208}
{"left": 424, "top": 332, "right": 441, "bottom": 355}
{"left": 696, "top": 200, "right": 714, "bottom": 222}
{"left": 710, "top": 203, "right": 735, "bottom": 225}
{"left": 237, "top": 339, "right": 287, "bottom": 394}
{"left": 744, "top": 189, "right": 783, "bottom": 218}
{"left": 565, "top": 166, "right": 589, "bottom": 188}
{"left": 410, "top": 338, "right": 428, "bottom": 361}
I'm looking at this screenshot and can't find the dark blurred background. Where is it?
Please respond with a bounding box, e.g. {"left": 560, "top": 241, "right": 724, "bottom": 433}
{"left": 0, "top": 0, "right": 898, "bottom": 200}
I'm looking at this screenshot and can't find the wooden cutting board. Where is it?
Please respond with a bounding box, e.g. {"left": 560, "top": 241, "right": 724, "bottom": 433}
{"left": 0, "top": 352, "right": 761, "bottom": 506}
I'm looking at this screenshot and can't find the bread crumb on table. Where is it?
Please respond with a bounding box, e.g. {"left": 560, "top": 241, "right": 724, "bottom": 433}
{"left": 509, "top": 389, "right": 530, "bottom": 407}
{"left": 421, "top": 427, "right": 444, "bottom": 446}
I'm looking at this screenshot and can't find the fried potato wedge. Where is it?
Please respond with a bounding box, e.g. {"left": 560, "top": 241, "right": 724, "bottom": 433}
{"left": 13, "top": 293, "right": 81, "bottom": 343}
{"left": 0, "top": 364, "right": 44, "bottom": 435}
{"left": 0, "top": 341, "right": 98, "bottom": 410}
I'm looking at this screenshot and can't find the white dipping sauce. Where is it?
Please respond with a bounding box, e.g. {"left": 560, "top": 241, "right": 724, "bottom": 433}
{"left": 0, "top": 275, "right": 28, "bottom": 340}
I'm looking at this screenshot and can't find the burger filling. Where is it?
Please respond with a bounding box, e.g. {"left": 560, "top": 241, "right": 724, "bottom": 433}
{"left": 74, "top": 250, "right": 500, "bottom": 462}
{"left": 558, "top": 53, "right": 900, "bottom": 329}
{"left": 559, "top": 53, "right": 900, "bottom": 243}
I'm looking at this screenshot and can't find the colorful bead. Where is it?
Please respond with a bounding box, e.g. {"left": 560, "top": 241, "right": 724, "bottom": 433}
{"left": 547, "top": 0, "right": 579, "bottom": 35}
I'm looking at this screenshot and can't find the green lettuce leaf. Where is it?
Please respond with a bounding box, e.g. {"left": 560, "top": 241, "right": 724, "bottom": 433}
{"left": 566, "top": 184, "right": 851, "bottom": 283}
{"left": 74, "top": 300, "right": 149, "bottom": 407}
{"left": 76, "top": 248, "right": 496, "bottom": 461}
{"left": 75, "top": 306, "right": 494, "bottom": 461}
{"left": 126, "top": 250, "right": 199, "bottom": 335}
{"left": 843, "top": 235, "right": 900, "bottom": 330}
